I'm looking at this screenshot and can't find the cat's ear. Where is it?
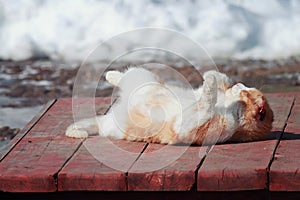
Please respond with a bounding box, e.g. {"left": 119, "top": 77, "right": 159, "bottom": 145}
{"left": 240, "top": 90, "right": 250, "bottom": 98}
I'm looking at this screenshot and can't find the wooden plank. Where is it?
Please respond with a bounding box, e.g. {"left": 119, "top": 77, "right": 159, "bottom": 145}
{"left": 128, "top": 143, "right": 208, "bottom": 191}
{"left": 266, "top": 93, "right": 296, "bottom": 132}
{"left": 57, "top": 97, "right": 148, "bottom": 191}
{"left": 0, "top": 98, "right": 110, "bottom": 192}
{"left": 270, "top": 94, "right": 300, "bottom": 191}
{"left": 197, "top": 141, "right": 276, "bottom": 191}
{"left": 197, "top": 93, "right": 294, "bottom": 191}
{"left": 0, "top": 99, "right": 56, "bottom": 161}
{"left": 58, "top": 138, "right": 147, "bottom": 191}
{"left": 284, "top": 93, "right": 300, "bottom": 135}
{"left": 269, "top": 140, "right": 300, "bottom": 191}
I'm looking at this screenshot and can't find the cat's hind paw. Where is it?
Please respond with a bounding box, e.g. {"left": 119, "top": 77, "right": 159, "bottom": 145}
{"left": 106, "top": 71, "right": 123, "bottom": 86}
{"left": 66, "top": 124, "right": 89, "bottom": 139}
{"left": 203, "top": 70, "right": 234, "bottom": 90}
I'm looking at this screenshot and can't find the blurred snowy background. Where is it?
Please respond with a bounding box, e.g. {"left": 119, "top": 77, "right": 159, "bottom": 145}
{"left": 0, "top": 0, "right": 300, "bottom": 61}
{"left": 0, "top": 0, "right": 300, "bottom": 148}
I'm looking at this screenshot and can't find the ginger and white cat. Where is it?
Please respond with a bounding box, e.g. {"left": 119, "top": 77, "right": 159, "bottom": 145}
{"left": 66, "top": 68, "right": 273, "bottom": 145}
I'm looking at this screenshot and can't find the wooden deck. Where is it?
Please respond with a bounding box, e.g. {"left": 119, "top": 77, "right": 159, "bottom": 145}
{"left": 0, "top": 93, "right": 299, "bottom": 199}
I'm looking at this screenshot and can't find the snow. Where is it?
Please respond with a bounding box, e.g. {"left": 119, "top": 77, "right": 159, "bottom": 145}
{"left": 0, "top": 0, "right": 300, "bottom": 62}
{"left": 0, "top": 105, "right": 42, "bottom": 128}
{"left": 21, "top": 80, "right": 52, "bottom": 86}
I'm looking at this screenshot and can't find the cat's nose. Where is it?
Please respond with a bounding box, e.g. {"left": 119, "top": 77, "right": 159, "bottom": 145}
{"left": 232, "top": 83, "right": 247, "bottom": 96}
{"left": 234, "top": 83, "right": 248, "bottom": 90}
{"left": 235, "top": 83, "right": 243, "bottom": 88}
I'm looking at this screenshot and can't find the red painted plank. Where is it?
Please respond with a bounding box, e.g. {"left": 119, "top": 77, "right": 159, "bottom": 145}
{"left": 197, "top": 93, "right": 294, "bottom": 191}
{"left": 270, "top": 94, "right": 300, "bottom": 191}
{"left": 284, "top": 94, "right": 300, "bottom": 135}
{"left": 0, "top": 98, "right": 110, "bottom": 192}
{"left": 128, "top": 143, "right": 208, "bottom": 191}
{"left": 0, "top": 135, "right": 79, "bottom": 192}
{"left": 265, "top": 93, "right": 295, "bottom": 132}
{"left": 198, "top": 140, "right": 276, "bottom": 191}
{"left": 270, "top": 140, "right": 300, "bottom": 191}
{"left": 58, "top": 138, "right": 147, "bottom": 191}
{"left": 48, "top": 97, "right": 112, "bottom": 119}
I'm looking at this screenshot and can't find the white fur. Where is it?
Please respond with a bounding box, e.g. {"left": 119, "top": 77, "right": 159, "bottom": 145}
{"left": 106, "top": 71, "right": 123, "bottom": 86}
{"left": 66, "top": 67, "right": 252, "bottom": 144}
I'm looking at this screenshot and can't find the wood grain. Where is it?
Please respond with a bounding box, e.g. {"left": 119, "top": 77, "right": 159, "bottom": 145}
{"left": 58, "top": 138, "right": 147, "bottom": 191}
{"left": 197, "top": 141, "right": 276, "bottom": 191}
{"left": 128, "top": 143, "right": 208, "bottom": 191}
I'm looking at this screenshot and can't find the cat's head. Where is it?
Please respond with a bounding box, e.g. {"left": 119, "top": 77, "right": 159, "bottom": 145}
{"left": 229, "top": 83, "right": 274, "bottom": 142}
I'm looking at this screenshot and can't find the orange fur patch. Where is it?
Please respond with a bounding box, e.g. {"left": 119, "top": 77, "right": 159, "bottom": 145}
{"left": 230, "top": 90, "right": 273, "bottom": 142}
{"left": 193, "top": 115, "right": 227, "bottom": 145}
{"left": 124, "top": 107, "right": 178, "bottom": 144}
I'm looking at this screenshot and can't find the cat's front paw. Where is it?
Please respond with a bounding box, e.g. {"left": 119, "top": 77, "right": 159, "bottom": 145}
{"left": 66, "top": 124, "right": 89, "bottom": 139}
{"left": 200, "top": 73, "right": 217, "bottom": 109}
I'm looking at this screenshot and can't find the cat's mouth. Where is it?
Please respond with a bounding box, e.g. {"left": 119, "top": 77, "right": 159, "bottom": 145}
{"left": 257, "top": 106, "right": 266, "bottom": 121}
{"left": 255, "top": 99, "right": 266, "bottom": 121}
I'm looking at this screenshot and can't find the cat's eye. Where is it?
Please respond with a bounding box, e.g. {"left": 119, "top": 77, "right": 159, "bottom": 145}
{"left": 258, "top": 107, "right": 266, "bottom": 121}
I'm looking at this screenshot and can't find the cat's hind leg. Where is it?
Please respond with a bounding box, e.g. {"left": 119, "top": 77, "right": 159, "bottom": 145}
{"left": 106, "top": 71, "right": 123, "bottom": 86}
{"left": 106, "top": 67, "right": 159, "bottom": 89}
{"left": 65, "top": 114, "right": 124, "bottom": 139}
{"left": 203, "top": 70, "right": 234, "bottom": 90}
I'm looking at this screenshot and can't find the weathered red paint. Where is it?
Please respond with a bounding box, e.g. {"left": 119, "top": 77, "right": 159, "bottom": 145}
{"left": 128, "top": 143, "right": 208, "bottom": 191}
{"left": 0, "top": 98, "right": 110, "bottom": 192}
{"left": 270, "top": 95, "right": 300, "bottom": 191}
{"left": 197, "top": 141, "right": 276, "bottom": 191}
{"left": 58, "top": 139, "right": 147, "bottom": 191}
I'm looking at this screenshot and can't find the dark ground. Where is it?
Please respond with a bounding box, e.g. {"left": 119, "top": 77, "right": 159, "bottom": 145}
{"left": 0, "top": 58, "right": 299, "bottom": 146}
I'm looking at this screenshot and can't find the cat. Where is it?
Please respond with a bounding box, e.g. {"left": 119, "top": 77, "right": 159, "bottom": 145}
{"left": 65, "top": 67, "right": 274, "bottom": 145}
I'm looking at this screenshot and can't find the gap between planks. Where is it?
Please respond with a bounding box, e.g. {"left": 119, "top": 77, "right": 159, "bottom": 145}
{"left": 266, "top": 94, "right": 296, "bottom": 190}
{"left": 191, "top": 145, "right": 213, "bottom": 191}
{"left": 125, "top": 143, "right": 149, "bottom": 191}
{"left": 54, "top": 98, "right": 116, "bottom": 191}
